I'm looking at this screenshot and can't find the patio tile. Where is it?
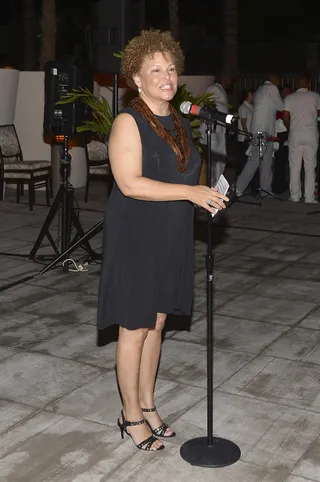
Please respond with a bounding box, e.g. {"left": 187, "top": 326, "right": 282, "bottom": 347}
{"left": 284, "top": 477, "right": 316, "bottom": 482}
{"left": 23, "top": 291, "right": 97, "bottom": 323}
{"left": 216, "top": 294, "right": 316, "bottom": 325}
{"left": 299, "top": 307, "right": 320, "bottom": 330}
{"left": 26, "top": 268, "right": 100, "bottom": 293}
{"left": 214, "top": 239, "right": 251, "bottom": 255}
{"left": 105, "top": 439, "right": 291, "bottom": 482}
{"left": 172, "top": 315, "right": 289, "bottom": 353}
{"left": 0, "top": 257, "right": 38, "bottom": 281}
{"left": 240, "top": 243, "right": 311, "bottom": 262}
{"left": 157, "top": 339, "right": 254, "bottom": 389}
{"left": 301, "top": 250, "right": 320, "bottom": 265}
{"left": 0, "top": 225, "right": 59, "bottom": 243}
{"left": 0, "top": 352, "right": 102, "bottom": 407}
{"left": 0, "top": 284, "right": 56, "bottom": 311}
{"left": 0, "top": 311, "right": 39, "bottom": 331}
{"left": 264, "top": 327, "right": 320, "bottom": 365}
{"left": 48, "top": 373, "right": 206, "bottom": 428}
{"left": 0, "top": 237, "right": 32, "bottom": 252}
{"left": 172, "top": 392, "right": 320, "bottom": 472}
{"left": 250, "top": 278, "right": 320, "bottom": 303}
{"left": 218, "top": 254, "right": 287, "bottom": 276}
{"left": 219, "top": 227, "right": 273, "bottom": 242}
{"left": 0, "top": 400, "right": 36, "bottom": 435}
{"left": 219, "top": 356, "right": 320, "bottom": 412}
{"left": 192, "top": 288, "right": 238, "bottom": 313}
{"left": 292, "top": 436, "right": 320, "bottom": 481}
{"left": 0, "top": 316, "right": 80, "bottom": 348}
{"left": 31, "top": 324, "right": 115, "bottom": 369}
{"left": 262, "top": 232, "right": 320, "bottom": 248}
{"left": 0, "top": 346, "right": 18, "bottom": 361}
{"left": 277, "top": 263, "right": 320, "bottom": 281}
{"left": 0, "top": 411, "right": 132, "bottom": 482}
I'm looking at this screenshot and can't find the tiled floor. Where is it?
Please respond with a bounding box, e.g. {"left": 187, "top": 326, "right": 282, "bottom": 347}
{"left": 1, "top": 184, "right": 320, "bottom": 481}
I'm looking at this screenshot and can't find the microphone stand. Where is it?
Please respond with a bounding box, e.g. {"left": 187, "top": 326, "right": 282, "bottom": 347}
{"left": 180, "top": 119, "right": 241, "bottom": 468}
{"left": 229, "top": 128, "right": 252, "bottom": 206}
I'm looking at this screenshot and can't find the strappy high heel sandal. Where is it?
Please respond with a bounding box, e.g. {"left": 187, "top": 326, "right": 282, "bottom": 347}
{"left": 141, "top": 406, "right": 176, "bottom": 438}
{"left": 117, "top": 409, "right": 164, "bottom": 451}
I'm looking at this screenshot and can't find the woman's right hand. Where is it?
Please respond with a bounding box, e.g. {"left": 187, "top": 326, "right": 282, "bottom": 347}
{"left": 188, "top": 185, "right": 229, "bottom": 214}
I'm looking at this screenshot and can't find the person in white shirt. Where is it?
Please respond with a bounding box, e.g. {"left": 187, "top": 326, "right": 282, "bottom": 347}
{"left": 283, "top": 74, "right": 320, "bottom": 204}
{"left": 236, "top": 89, "right": 254, "bottom": 176}
{"left": 272, "top": 84, "right": 292, "bottom": 194}
{"left": 199, "top": 76, "right": 234, "bottom": 184}
{"left": 236, "top": 75, "right": 283, "bottom": 196}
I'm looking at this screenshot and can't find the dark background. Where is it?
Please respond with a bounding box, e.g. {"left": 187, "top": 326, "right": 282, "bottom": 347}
{"left": 1, "top": 0, "right": 320, "bottom": 75}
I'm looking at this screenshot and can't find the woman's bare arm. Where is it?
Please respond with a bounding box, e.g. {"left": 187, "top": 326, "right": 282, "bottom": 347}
{"left": 108, "top": 113, "right": 228, "bottom": 212}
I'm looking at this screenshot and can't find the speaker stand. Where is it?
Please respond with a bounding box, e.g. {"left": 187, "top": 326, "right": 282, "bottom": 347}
{"left": 29, "top": 135, "right": 98, "bottom": 271}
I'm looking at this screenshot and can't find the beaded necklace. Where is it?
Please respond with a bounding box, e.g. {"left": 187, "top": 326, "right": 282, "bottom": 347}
{"left": 130, "top": 97, "right": 190, "bottom": 173}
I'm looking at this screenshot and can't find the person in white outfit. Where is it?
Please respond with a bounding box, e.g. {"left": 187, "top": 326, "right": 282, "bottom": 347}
{"left": 237, "top": 89, "right": 254, "bottom": 175}
{"left": 199, "top": 76, "right": 233, "bottom": 184}
{"left": 236, "top": 75, "right": 283, "bottom": 196}
{"left": 283, "top": 74, "right": 320, "bottom": 204}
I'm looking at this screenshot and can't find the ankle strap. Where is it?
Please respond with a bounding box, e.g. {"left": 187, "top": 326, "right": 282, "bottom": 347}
{"left": 123, "top": 418, "right": 145, "bottom": 427}
{"left": 141, "top": 406, "right": 156, "bottom": 413}
{"left": 121, "top": 410, "right": 146, "bottom": 428}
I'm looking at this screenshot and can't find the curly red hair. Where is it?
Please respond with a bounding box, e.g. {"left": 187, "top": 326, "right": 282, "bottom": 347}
{"left": 121, "top": 30, "right": 184, "bottom": 90}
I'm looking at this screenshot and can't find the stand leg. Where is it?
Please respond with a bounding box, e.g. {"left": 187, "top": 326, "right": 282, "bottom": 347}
{"left": 29, "top": 135, "right": 97, "bottom": 268}
{"left": 180, "top": 121, "right": 241, "bottom": 468}
{"left": 39, "top": 219, "right": 103, "bottom": 276}
{"left": 29, "top": 187, "right": 65, "bottom": 259}
{"left": 69, "top": 204, "right": 102, "bottom": 260}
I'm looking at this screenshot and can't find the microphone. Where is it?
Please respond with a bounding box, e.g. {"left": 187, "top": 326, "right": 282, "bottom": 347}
{"left": 180, "top": 101, "right": 235, "bottom": 125}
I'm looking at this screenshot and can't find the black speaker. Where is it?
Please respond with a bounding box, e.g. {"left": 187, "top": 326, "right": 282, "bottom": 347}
{"left": 43, "top": 61, "right": 93, "bottom": 137}
{"left": 91, "top": 0, "right": 137, "bottom": 74}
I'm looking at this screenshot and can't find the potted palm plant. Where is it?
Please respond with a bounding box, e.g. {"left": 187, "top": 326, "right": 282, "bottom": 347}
{"left": 57, "top": 84, "right": 215, "bottom": 148}
{"left": 57, "top": 82, "right": 216, "bottom": 185}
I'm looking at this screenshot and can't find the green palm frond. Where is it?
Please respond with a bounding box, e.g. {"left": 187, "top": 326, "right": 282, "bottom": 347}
{"left": 172, "top": 84, "right": 215, "bottom": 152}
{"left": 57, "top": 87, "right": 114, "bottom": 138}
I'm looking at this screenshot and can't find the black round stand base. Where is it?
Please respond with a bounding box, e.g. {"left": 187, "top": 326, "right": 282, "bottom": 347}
{"left": 180, "top": 437, "right": 241, "bottom": 468}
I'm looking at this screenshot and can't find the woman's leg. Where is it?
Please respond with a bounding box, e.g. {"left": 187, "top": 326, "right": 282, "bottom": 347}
{"left": 116, "top": 326, "right": 163, "bottom": 448}
{"left": 139, "top": 313, "right": 174, "bottom": 435}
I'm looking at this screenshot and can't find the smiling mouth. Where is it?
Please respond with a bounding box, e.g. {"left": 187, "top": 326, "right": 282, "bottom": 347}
{"left": 160, "top": 85, "right": 173, "bottom": 90}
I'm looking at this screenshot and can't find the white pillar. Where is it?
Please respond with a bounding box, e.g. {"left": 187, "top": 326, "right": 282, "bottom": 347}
{"left": 0, "top": 69, "right": 19, "bottom": 124}
{"left": 14, "top": 71, "right": 51, "bottom": 162}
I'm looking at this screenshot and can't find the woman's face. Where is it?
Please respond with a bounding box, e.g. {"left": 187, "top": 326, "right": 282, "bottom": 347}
{"left": 133, "top": 52, "right": 178, "bottom": 103}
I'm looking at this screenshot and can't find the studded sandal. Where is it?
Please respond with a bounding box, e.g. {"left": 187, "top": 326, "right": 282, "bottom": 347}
{"left": 141, "top": 406, "right": 176, "bottom": 438}
{"left": 117, "top": 409, "right": 164, "bottom": 451}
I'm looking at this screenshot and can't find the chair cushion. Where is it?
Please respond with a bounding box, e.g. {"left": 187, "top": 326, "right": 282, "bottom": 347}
{"left": 3, "top": 160, "right": 51, "bottom": 171}
{"left": 4, "top": 169, "right": 50, "bottom": 179}
{"left": 87, "top": 140, "right": 108, "bottom": 161}
{"left": 89, "top": 164, "right": 110, "bottom": 175}
{"left": 0, "top": 125, "right": 20, "bottom": 157}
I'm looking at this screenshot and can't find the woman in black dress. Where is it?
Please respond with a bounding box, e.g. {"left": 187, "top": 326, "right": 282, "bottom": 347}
{"left": 97, "top": 30, "right": 228, "bottom": 452}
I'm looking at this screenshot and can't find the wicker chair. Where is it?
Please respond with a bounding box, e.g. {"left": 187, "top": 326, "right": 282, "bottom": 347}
{"left": 0, "top": 125, "right": 52, "bottom": 210}
{"left": 84, "top": 139, "right": 113, "bottom": 202}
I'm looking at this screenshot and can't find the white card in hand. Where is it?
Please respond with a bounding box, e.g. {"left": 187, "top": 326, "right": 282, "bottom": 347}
{"left": 211, "top": 174, "right": 229, "bottom": 217}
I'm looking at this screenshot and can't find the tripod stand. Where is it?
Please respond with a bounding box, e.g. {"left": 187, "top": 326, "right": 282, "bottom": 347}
{"left": 29, "top": 135, "right": 99, "bottom": 272}
{"left": 236, "top": 132, "right": 282, "bottom": 206}
{"left": 180, "top": 120, "right": 241, "bottom": 468}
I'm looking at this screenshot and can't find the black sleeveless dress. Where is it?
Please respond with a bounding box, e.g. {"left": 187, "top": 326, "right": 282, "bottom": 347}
{"left": 97, "top": 106, "right": 201, "bottom": 330}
